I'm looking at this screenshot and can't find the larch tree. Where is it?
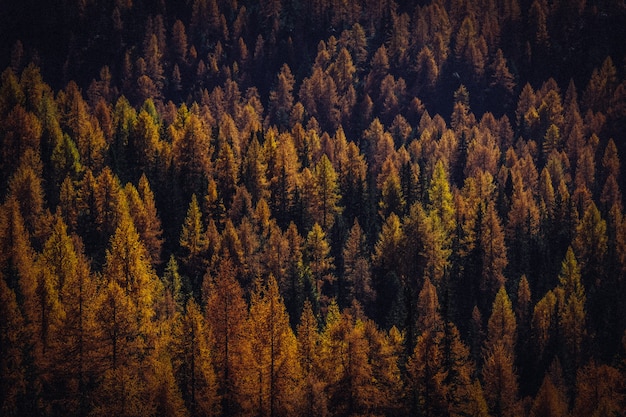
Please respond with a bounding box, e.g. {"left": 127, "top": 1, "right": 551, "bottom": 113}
{"left": 312, "top": 154, "right": 342, "bottom": 231}
{"left": 102, "top": 210, "right": 162, "bottom": 351}
{"left": 0, "top": 275, "right": 26, "bottom": 416}
{"left": 573, "top": 202, "right": 607, "bottom": 290}
{"left": 482, "top": 287, "right": 521, "bottom": 417}
{"left": 296, "top": 300, "right": 326, "bottom": 417}
{"left": 204, "top": 256, "right": 251, "bottom": 416}
{"left": 247, "top": 275, "right": 303, "bottom": 417}
{"left": 137, "top": 174, "right": 164, "bottom": 265}
{"left": 407, "top": 277, "right": 448, "bottom": 417}
{"left": 305, "top": 223, "right": 334, "bottom": 310}
{"left": 572, "top": 361, "right": 624, "bottom": 417}
{"left": 171, "top": 299, "right": 220, "bottom": 417}
{"left": 427, "top": 159, "right": 456, "bottom": 242}
{"left": 172, "top": 112, "right": 213, "bottom": 198}
{"left": 372, "top": 212, "right": 404, "bottom": 327}
{"left": 179, "top": 194, "right": 208, "bottom": 291}
{"left": 341, "top": 218, "right": 374, "bottom": 309}
{"left": 478, "top": 202, "right": 508, "bottom": 304}
{"left": 269, "top": 63, "right": 295, "bottom": 129}
{"left": 554, "top": 247, "right": 587, "bottom": 378}
{"left": 48, "top": 237, "right": 98, "bottom": 416}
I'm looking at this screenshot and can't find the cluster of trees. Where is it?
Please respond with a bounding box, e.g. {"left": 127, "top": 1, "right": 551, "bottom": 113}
{"left": 1, "top": 0, "right": 626, "bottom": 416}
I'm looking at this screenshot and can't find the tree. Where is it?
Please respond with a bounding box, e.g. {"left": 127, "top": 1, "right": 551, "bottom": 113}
{"left": 572, "top": 361, "right": 624, "bottom": 417}
{"left": 427, "top": 159, "right": 456, "bottom": 240}
{"left": 0, "top": 275, "right": 26, "bottom": 416}
{"left": 482, "top": 342, "right": 521, "bottom": 417}
{"left": 214, "top": 139, "right": 238, "bottom": 208}
{"left": 103, "top": 210, "right": 161, "bottom": 347}
{"left": 341, "top": 219, "right": 374, "bottom": 308}
{"left": 179, "top": 194, "right": 208, "bottom": 291}
{"left": 47, "top": 235, "right": 98, "bottom": 416}
{"left": 131, "top": 109, "right": 161, "bottom": 176}
{"left": 171, "top": 299, "right": 220, "bottom": 417}
{"left": 305, "top": 223, "right": 334, "bottom": 310}
{"left": 407, "top": 278, "right": 447, "bottom": 416}
{"left": 269, "top": 64, "right": 295, "bottom": 128}
{"left": 95, "top": 167, "right": 127, "bottom": 246}
{"left": 311, "top": 154, "right": 342, "bottom": 231}
{"left": 555, "top": 247, "right": 586, "bottom": 376}
{"left": 247, "top": 275, "right": 303, "bottom": 417}
{"left": 171, "top": 20, "right": 188, "bottom": 65}
{"left": 172, "top": 112, "right": 213, "bottom": 198}
{"left": 204, "top": 256, "right": 251, "bottom": 416}
{"left": 529, "top": 371, "right": 568, "bottom": 417}
{"left": 482, "top": 287, "right": 520, "bottom": 417}
{"left": 486, "top": 286, "right": 517, "bottom": 353}
{"left": 137, "top": 174, "right": 164, "bottom": 265}
{"left": 478, "top": 202, "right": 508, "bottom": 304}
{"left": 573, "top": 202, "right": 607, "bottom": 289}
{"left": 296, "top": 301, "right": 326, "bottom": 417}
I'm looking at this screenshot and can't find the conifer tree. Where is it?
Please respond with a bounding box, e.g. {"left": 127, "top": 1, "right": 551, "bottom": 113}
{"left": 248, "top": 275, "right": 303, "bottom": 417}
{"left": 0, "top": 275, "right": 26, "bottom": 416}
{"left": 179, "top": 194, "right": 208, "bottom": 291}
{"left": 171, "top": 299, "right": 220, "bottom": 417}
{"left": 204, "top": 256, "right": 251, "bottom": 416}
{"left": 483, "top": 287, "right": 521, "bottom": 417}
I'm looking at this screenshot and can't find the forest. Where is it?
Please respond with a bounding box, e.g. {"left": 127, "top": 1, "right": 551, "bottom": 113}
{"left": 1, "top": 0, "right": 626, "bottom": 416}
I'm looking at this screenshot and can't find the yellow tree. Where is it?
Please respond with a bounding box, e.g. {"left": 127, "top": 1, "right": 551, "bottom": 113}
{"left": 0, "top": 275, "right": 26, "bottom": 416}
{"left": 554, "top": 247, "right": 586, "bottom": 377}
{"left": 179, "top": 194, "right": 208, "bottom": 290}
{"left": 341, "top": 219, "right": 374, "bottom": 308}
{"left": 247, "top": 275, "right": 303, "bottom": 417}
{"left": 296, "top": 300, "right": 326, "bottom": 417}
{"left": 204, "top": 256, "right": 251, "bottom": 416}
{"left": 407, "top": 277, "right": 447, "bottom": 416}
{"left": 427, "top": 159, "right": 456, "bottom": 244}
{"left": 171, "top": 299, "right": 220, "bottom": 417}
{"left": 102, "top": 211, "right": 162, "bottom": 356}
{"left": 482, "top": 287, "right": 521, "bottom": 417}
{"left": 312, "top": 154, "right": 342, "bottom": 231}
{"left": 172, "top": 112, "right": 213, "bottom": 197}
{"left": 305, "top": 223, "right": 334, "bottom": 309}
{"left": 319, "top": 305, "right": 397, "bottom": 416}
{"left": 137, "top": 174, "right": 164, "bottom": 265}
{"left": 48, "top": 237, "right": 98, "bottom": 416}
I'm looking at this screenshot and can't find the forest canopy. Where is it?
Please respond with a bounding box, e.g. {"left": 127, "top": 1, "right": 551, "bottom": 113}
{"left": 1, "top": 0, "right": 626, "bottom": 416}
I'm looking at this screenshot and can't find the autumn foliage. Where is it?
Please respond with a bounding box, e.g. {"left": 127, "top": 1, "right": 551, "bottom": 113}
{"left": 1, "top": 0, "right": 626, "bottom": 416}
